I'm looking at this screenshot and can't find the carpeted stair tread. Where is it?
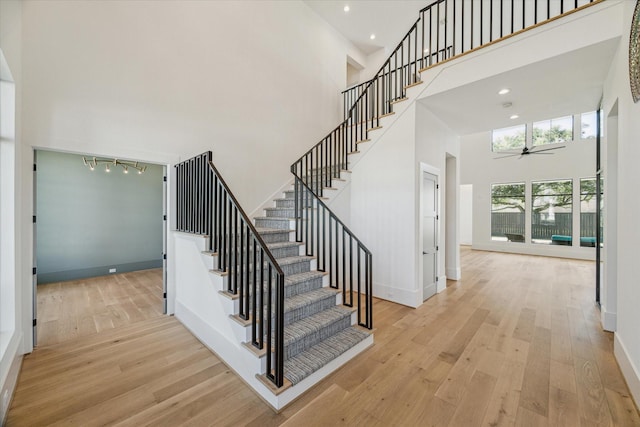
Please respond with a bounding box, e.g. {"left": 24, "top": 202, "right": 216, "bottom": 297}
{"left": 266, "top": 241, "right": 302, "bottom": 250}
{"left": 254, "top": 216, "right": 292, "bottom": 222}
{"left": 255, "top": 227, "right": 293, "bottom": 234}
{"left": 277, "top": 256, "right": 314, "bottom": 266}
{"left": 284, "top": 288, "right": 337, "bottom": 313}
{"left": 283, "top": 327, "right": 370, "bottom": 385}
{"left": 282, "top": 288, "right": 339, "bottom": 326}
{"left": 284, "top": 271, "right": 326, "bottom": 297}
{"left": 283, "top": 306, "right": 352, "bottom": 348}
{"left": 285, "top": 270, "right": 325, "bottom": 285}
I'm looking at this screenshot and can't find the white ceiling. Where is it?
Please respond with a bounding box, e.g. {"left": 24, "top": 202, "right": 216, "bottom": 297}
{"left": 419, "top": 38, "right": 619, "bottom": 135}
{"left": 304, "top": 1, "right": 617, "bottom": 136}
{"left": 304, "top": 1, "right": 428, "bottom": 55}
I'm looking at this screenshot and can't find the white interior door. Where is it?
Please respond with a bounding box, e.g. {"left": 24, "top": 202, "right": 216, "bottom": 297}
{"left": 423, "top": 172, "right": 438, "bottom": 301}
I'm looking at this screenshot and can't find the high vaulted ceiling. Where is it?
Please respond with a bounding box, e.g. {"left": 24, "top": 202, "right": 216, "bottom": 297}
{"left": 304, "top": 1, "right": 428, "bottom": 55}
{"left": 304, "top": 1, "right": 618, "bottom": 136}
{"left": 420, "top": 38, "right": 619, "bottom": 135}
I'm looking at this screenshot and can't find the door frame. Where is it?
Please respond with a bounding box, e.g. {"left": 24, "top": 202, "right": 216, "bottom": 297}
{"left": 31, "top": 148, "right": 170, "bottom": 346}
{"left": 419, "top": 162, "right": 441, "bottom": 302}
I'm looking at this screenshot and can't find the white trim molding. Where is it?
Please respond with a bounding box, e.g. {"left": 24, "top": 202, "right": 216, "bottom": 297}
{"left": 614, "top": 333, "right": 640, "bottom": 409}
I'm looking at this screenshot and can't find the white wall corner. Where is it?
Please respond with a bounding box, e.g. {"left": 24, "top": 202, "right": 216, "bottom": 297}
{"left": 373, "top": 282, "right": 421, "bottom": 308}
{"left": 446, "top": 267, "right": 461, "bottom": 281}
{"left": 437, "top": 275, "right": 447, "bottom": 293}
{"left": 600, "top": 307, "right": 616, "bottom": 332}
{"left": 613, "top": 333, "right": 640, "bottom": 410}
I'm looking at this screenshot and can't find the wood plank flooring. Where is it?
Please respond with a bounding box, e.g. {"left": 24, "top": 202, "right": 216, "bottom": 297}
{"left": 36, "top": 269, "right": 164, "bottom": 346}
{"left": 7, "top": 249, "right": 640, "bottom": 426}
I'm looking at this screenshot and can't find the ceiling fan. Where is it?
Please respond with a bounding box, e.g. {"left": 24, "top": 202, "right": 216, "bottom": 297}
{"left": 494, "top": 145, "right": 565, "bottom": 159}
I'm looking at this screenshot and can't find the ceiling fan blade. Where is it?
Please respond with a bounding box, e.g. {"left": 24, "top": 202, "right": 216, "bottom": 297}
{"left": 530, "top": 152, "right": 555, "bottom": 155}
{"left": 494, "top": 153, "right": 522, "bottom": 159}
{"left": 530, "top": 145, "right": 566, "bottom": 153}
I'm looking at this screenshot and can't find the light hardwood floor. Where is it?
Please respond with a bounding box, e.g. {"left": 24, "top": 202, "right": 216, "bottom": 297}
{"left": 7, "top": 249, "right": 640, "bottom": 426}
{"left": 36, "top": 269, "right": 164, "bottom": 346}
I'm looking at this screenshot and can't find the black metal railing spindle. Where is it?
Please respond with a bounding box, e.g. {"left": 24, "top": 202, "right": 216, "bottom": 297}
{"left": 175, "top": 152, "right": 285, "bottom": 387}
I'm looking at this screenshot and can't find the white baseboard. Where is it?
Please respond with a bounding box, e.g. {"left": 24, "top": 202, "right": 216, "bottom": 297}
{"left": 446, "top": 267, "right": 461, "bottom": 281}
{"left": 600, "top": 307, "right": 617, "bottom": 332}
{"left": 437, "top": 275, "right": 447, "bottom": 293}
{"left": 471, "top": 242, "right": 595, "bottom": 261}
{"left": 614, "top": 333, "right": 640, "bottom": 410}
{"left": 1, "top": 331, "right": 23, "bottom": 425}
{"left": 373, "top": 282, "right": 421, "bottom": 308}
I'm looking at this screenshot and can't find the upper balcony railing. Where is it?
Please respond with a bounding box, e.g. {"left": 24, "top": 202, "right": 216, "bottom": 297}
{"left": 343, "top": 0, "right": 602, "bottom": 118}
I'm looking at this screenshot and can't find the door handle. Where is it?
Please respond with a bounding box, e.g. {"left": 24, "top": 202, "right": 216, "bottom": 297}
{"left": 422, "top": 251, "right": 428, "bottom": 255}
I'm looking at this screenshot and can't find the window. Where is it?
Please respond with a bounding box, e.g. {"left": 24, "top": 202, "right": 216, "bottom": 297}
{"left": 581, "top": 111, "right": 603, "bottom": 139}
{"left": 492, "top": 124, "right": 526, "bottom": 152}
{"left": 532, "top": 115, "right": 573, "bottom": 146}
{"left": 580, "top": 178, "right": 603, "bottom": 247}
{"left": 531, "top": 180, "right": 572, "bottom": 245}
{"left": 491, "top": 183, "right": 525, "bottom": 242}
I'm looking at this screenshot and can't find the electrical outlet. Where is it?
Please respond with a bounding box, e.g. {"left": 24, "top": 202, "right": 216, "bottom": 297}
{"left": 109, "top": 268, "right": 116, "bottom": 273}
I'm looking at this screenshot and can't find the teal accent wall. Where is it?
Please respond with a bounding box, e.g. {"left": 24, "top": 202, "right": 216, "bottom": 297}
{"left": 36, "top": 150, "right": 163, "bottom": 283}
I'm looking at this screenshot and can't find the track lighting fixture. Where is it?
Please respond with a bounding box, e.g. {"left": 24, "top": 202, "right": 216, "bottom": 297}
{"left": 82, "top": 157, "right": 147, "bottom": 174}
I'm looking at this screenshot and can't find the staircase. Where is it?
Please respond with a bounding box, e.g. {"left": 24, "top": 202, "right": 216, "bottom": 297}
{"left": 173, "top": 0, "right": 603, "bottom": 411}
{"left": 173, "top": 152, "right": 372, "bottom": 409}
{"left": 253, "top": 191, "right": 371, "bottom": 387}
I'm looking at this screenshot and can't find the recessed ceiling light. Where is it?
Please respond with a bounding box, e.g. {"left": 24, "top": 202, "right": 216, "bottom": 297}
{"left": 510, "top": 114, "right": 519, "bottom": 120}
{"left": 370, "top": 34, "right": 376, "bottom": 40}
{"left": 343, "top": 5, "right": 349, "bottom": 12}
{"left": 498, "top": 88, "right": 510, "bottom": 95}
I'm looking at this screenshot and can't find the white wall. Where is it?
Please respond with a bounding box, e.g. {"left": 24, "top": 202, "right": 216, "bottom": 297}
{"left": 460, "top": 184, "right": 473, "bottom": 245}
{"left": 15, "top": 0, "right": 362, "bottom": 351}
{"left": 21, "top": 0, "right": 352, "bottom": 212}
{"left": 350, "top": 104, "right": 418, "bottom": 307}
{"left": 0, "top": 2, "right": 369, "bottom": 412}
{"left": 460, "top": 124, "right": 598, "bottom": 260}
{"left": 0, "top": 0, "right": 24, "bottom": 421}
{"left": 602, "top": 0, "right": 640, "bottom": 405}
{"left": 416, "top": 102, "right": 460, "bottom": 287}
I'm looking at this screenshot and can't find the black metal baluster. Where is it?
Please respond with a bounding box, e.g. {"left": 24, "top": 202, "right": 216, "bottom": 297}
{"left": 251, "top": 238, "right": 257, "bottom": 345}
{"left": 444, "top": 0, "right": 449, "bottom": 58}
{"left": 239, "top": 220, "right": 245, "bottom": 318}
{"left": 334, "top": 219, "right": 339, "bottom": 289}
{"left": 437, "top": 2, "right": 441, "bottom": 59}
{"left": 501, "top": 0, "right": 504, "bottom": 37}
{"left": 349, "top": 235, "right": 353, "bottom": 307}
{"left": 266, "top": 264, "right": 273, "bottom": 381}
{"left": 357, "top": 246, "right": 361, "bottom": 326}
{"left": 368, "top": 253, "right": 373, "bottom": 327}
{"left": 547, "top": 0, "right": 550, "bottom": 20}
{"left": 258, "top": 249, "right": 264, "bottom": 349}
{"left": 222, "top": 188, "right": 227, "bottom": 273}
{"left": 233, "top": 204, "right": 238, "bottom": 295}
{"left": 460, "top": 1, "right": 464, "bottom": 54}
